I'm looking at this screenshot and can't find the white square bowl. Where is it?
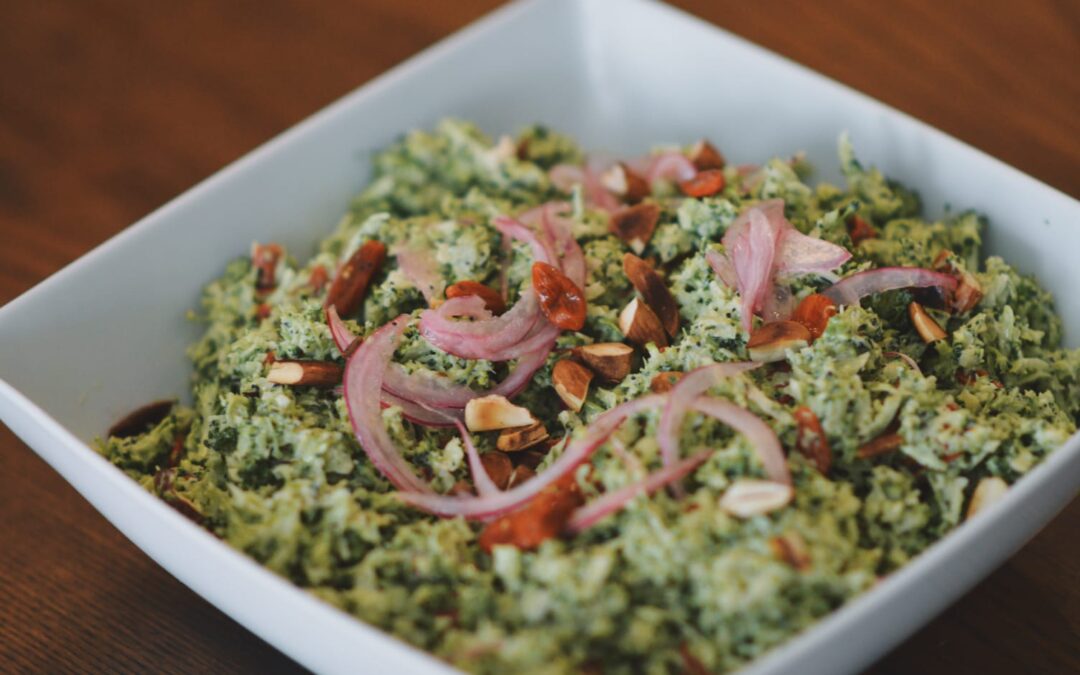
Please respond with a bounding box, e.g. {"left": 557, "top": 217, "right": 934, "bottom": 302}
{"left": 1, "top": 0, "right": 1077, "bottom": 673}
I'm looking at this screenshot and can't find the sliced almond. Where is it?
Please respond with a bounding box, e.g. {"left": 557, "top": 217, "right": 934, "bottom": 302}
{"left": 572, "top": 342, "right": 634, "bottom": 382}
{"left": 768, "top": 532, "right": 811, "bottom": 570}
{"left": 506, "top": 464, "right": 537, "bottom": 489}
{"left": 966, "top": 476, "right": 1008, "bottom": 520}
{"left": 747, "top": 320, "right": 812, "bottom": 362}
{"left": 465, "top": 395, "right": 537, "bottom": 432}
{"left": 719, "top": 480, "right": 793, "bottom": 518}
{"left": 650, "top": 371, "right": 685, "bottom": 393}
{"left": 480, "top": 451, "right": 514, "bottom": 489}
{"left": 485, "top": 134, "right": 517, "bottom": 165}
{"left": 496, "top": 421, "right": 550, "bottom": 453}
{"left": 688, "top": 139, "right": 725, "bottom": 171}
{"left": 325, "top": 240, "right": 387, "bottom": 316}
{"left": 511, "top": 449, "right": 548, "bottom": 471}
{"left": 623, "top": 253, "right": 679, "bottom": 338}
{"left": 932, "top": 250, "right": 983, "bottom": 314}
{"left": 909, "top": 301, "right": 947, "bottom": 343}
{"left": 267, "top": 360, "right": 343, "bottom": 387}
{"left": 952, "top": 276, "right": 984, "bottom": 314}
{"left": 600, "top": 162, "right": 650, "bottom": 203}
{"left": 619, "top": 297, "right": 669, "bottom": 348}
{"left": 856, "top": 432, "right": 904, "bottom": 459}
{"left": 609, "top": 203, "right": 661, "bottom": 254}
{"left": 552, "top": 359, "right": 593, "bottom": 412}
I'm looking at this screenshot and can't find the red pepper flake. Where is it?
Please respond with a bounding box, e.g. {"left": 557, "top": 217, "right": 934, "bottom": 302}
{"left": 532, "top": 261, "right": 587, "bottom": 331}
{"left": 847, "top": 215, "right": 877, "bottom": 245}
{"left": 793, "top": 406, "right": 832, "bottom": 475}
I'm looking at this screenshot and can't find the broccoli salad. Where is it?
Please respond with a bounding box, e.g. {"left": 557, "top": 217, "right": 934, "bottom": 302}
{"left": 98, "top": 120, "right": 1079, "bottom": 674}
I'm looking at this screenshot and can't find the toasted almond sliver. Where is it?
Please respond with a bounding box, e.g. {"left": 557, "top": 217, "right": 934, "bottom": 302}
{"left": 601, "top": 162, "right": 650, "bottom": 204}
{"left": 966, "top": 476, "right": 1008, "bottom": 520}
{"left": 609, "top": 203, "right": 661, "bottom": 254}
{"left": 747, "top": 320, "right": 811, "bottom": 362}
{"left": 480, "top": 451, "right": 514, "bottom": 489}
{"left": 618, "top": 297, "right": 669, "bottom": 348}
{"left": 688, "top": 139, "right": 725, "bottom": 171}
{"left": 623, "top": 253, "right": 679, "bottom": 338}
{"left": 572, "top": 342, "right": 634, "bottom": 382}
{"left": 719, "top": 479, "right": 793, "bottom": 518}
{"left": 325, "top": 239, "right": 387, "bottom": 317}
{"left": 496, "top": 421, "right": 550, "bottom": 453}
{"left": 506, "top": 464, "right": 537, "bottom": 489}
{"left": 909, "top": 301, "right": 948, "bottom": 343}
{"left": 932, "top": 249, "right": 984, "bottom": 314}
{"left": 768, "top": 532, "right": 811, "bottom": 570}
{"left": 649, "top": 371, "right": 685, "bottom": 393}
{"left": 465, "top": 395, "right": 537, "bottom": 432}
{"left": 552, "top": 359, "right": 593, "bottom": 412}
{"left": 856, "top": 432, "right": 904, "bottom": 459}
{"left": 267, "top": 360, "right": 343, "bottom": 387}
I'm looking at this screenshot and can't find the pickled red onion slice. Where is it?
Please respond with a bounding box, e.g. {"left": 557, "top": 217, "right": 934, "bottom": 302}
{"left": 822, "top": 267, "right": 959, "bottom": 307}
{"left": 397, "top": 395, "right": 665, "bottom": 519}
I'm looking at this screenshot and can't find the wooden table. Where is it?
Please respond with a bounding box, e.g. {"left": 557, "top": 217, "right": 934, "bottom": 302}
{"left": 1, "top": 1, "right": 1077, "bottom": 672}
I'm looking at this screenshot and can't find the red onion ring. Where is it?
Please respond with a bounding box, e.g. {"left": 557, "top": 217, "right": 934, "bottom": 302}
{"left": 690, "top": 397, "right": 790, "bottom": 484}
{"left": 418, "top": 214, "right": 556, "bottom": 361}
{"left": 728, "top": 206, "right": 781, "bottom": 332}
{"left": 658, "top": 362, "right": 760, "bottom": 474}
{"left": 419, "top": 299, "right": 542, "bottom": 361}
{"left": 327, "top": 305, "right": 553, "bottom": 412}
{"left": 343, "top": 316, "right": 502, "bottom": 492}
{"left": 380, "top": 390, "right": 460, "bottom": 427}
{"left": 711, "top": 200, "right": 850, "bottom": 332}
{"left": 397, "top": 395, "right": 666, "bottom": 520}
{"left": 394, "top": 244, "right": 443, "bottom": 305}
{"left": 642, "top": 151, "right": 697, "bottom": 183}
{"left": 607, "top": 435, "right": 643, "bottom": 475}
{"left": 706, "top": 249, "right": 738, "bottom": 288}
{"left": 565, "top": 448, "right": 712, "bottom": 533}
{"left": 548, "top": 162, "right": 621, "bottom": 212}
{"left": 521, "top": 202, "right": 586, "bottom": 288}
{"left": 567, "top": 392, "right": 789, "bottom": 532}
{"left": 451, "top": 417, "right": 501, "bottom": 497}
{"left": 822, "top": 267, "right": 959, "bottom": 307}
{"left": 883, "top": 350, "right": 923, "bottom": 375}
{"left": 342, "top": 315, "right": 434, "bottom": 494}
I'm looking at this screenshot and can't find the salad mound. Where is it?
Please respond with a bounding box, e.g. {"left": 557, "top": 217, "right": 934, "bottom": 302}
{"left": 99, "top": 120, "right": 1079, "bottom": 674}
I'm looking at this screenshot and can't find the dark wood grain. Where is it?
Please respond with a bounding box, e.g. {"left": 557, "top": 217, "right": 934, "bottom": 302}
{"left": 1, "top": 1, "right": 1077, "bottom": 673}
